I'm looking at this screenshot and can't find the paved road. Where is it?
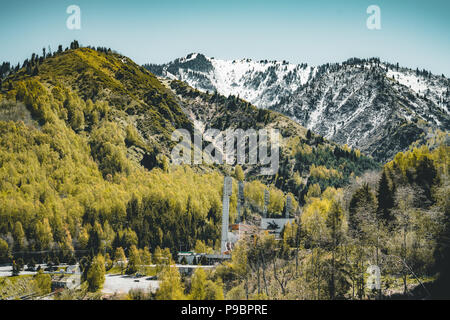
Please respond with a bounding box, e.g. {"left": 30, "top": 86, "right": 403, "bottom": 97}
{"left": 0, "top": 264, "right": 72, "bottom": 278}
{"left": 0, "top": 265, "right": 41, "bottom": 277}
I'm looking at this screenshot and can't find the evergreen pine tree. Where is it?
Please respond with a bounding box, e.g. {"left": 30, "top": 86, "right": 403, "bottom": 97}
{"left": 377, "top": 169, "right": 395, "bottom": 223}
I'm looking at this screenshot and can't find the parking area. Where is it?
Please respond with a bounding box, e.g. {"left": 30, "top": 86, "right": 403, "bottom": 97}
{"left": 102, "top": 274, "right": 159, "bottom": 295}
{"left": 1, "top": 265, "right": 160, "bottom": 295}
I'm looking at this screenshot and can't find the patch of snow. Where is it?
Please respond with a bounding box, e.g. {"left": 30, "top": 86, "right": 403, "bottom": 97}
{"left": 387, "top": 70, "right": 428, "bottom": 94}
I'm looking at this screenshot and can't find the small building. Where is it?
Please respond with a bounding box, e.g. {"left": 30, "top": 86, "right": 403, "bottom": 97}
{"left": 177, "top": 252, "right": 202, "bottom": 265}
{"left": 52, "top": 274, "right": 81, "bottom": 290}
{"left": 177, "top": 252, "right": 231, "bottom": 265}
{"left": 204, "top": 254, "right": 231, "bottom": 264}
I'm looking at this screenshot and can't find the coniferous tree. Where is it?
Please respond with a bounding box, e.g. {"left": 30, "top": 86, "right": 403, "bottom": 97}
{"left": 349, "top": 184, "right": 376, "bottom": 236}
{"left": 0, "top": 239, "right": 9, "bottom": 263}
{"left": 325, "top": 200, "right": 345, "bottom": 299}
{"left": 27, "top": 258, "right": 36, "bottom": 270}
{"left": 13, "top": 221, "right": 26, "bottom": 251}
{"left": 126, "top": 245, "right": 141, "bottom": 275}
{"left": 415, "top": 156, "right": 438, "bottom": 204}
{"left": 377, "top": 169, "right": 395, "bottom": 223}
{"left": 12, "top": 260, "right": 20, "bottom": 276}
{"left": 87, "top": 222, "right": 103, "bottom": 254}
{"left": 32, "top": 65, "right": 39, "bottom": 76}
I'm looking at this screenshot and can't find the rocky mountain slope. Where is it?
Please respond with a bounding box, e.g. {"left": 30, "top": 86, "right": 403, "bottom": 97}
{"left": 145, "top": 53, "right": 315, "bottom": 110}
{"left": 145, "top": 55, "right": 450, "bottom": 162}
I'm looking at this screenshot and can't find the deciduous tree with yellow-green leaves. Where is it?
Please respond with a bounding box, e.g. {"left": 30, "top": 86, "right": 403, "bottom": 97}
{"left": 86, "top": 254, "right": 106, "bottom": 292}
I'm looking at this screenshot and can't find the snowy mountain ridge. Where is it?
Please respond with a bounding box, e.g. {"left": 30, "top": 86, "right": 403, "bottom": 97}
{"left": 145, "top": 54, "right": 450, "bottom": 161}
{"left": 146, "top": 53, "right": 316, "bottom": 109}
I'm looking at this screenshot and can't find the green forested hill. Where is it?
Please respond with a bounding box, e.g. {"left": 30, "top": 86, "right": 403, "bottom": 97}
{"left": 0, "top": 43, "right": 449, "bottom": 300}
{"left": 0, "top": 44, "right": 378, "bottom": 263}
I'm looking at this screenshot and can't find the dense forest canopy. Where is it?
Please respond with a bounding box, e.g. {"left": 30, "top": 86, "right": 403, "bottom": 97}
{"left": 0, "top": 44, "right": 380, "bottom": 261}
{"left": 218, "top": 143, "right": 449, "bottom": 299}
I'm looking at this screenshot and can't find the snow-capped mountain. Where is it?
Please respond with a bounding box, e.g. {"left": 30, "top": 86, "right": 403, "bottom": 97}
{"left": 145, "top": 53, "right": 315, "bottom": 109}
{"left": 145, "top": 55, "right": 450, "bottom": 162}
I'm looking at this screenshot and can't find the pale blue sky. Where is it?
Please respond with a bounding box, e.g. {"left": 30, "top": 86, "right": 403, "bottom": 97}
{"left": 1, "top": 0, "right": 449, "bottom": 75}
